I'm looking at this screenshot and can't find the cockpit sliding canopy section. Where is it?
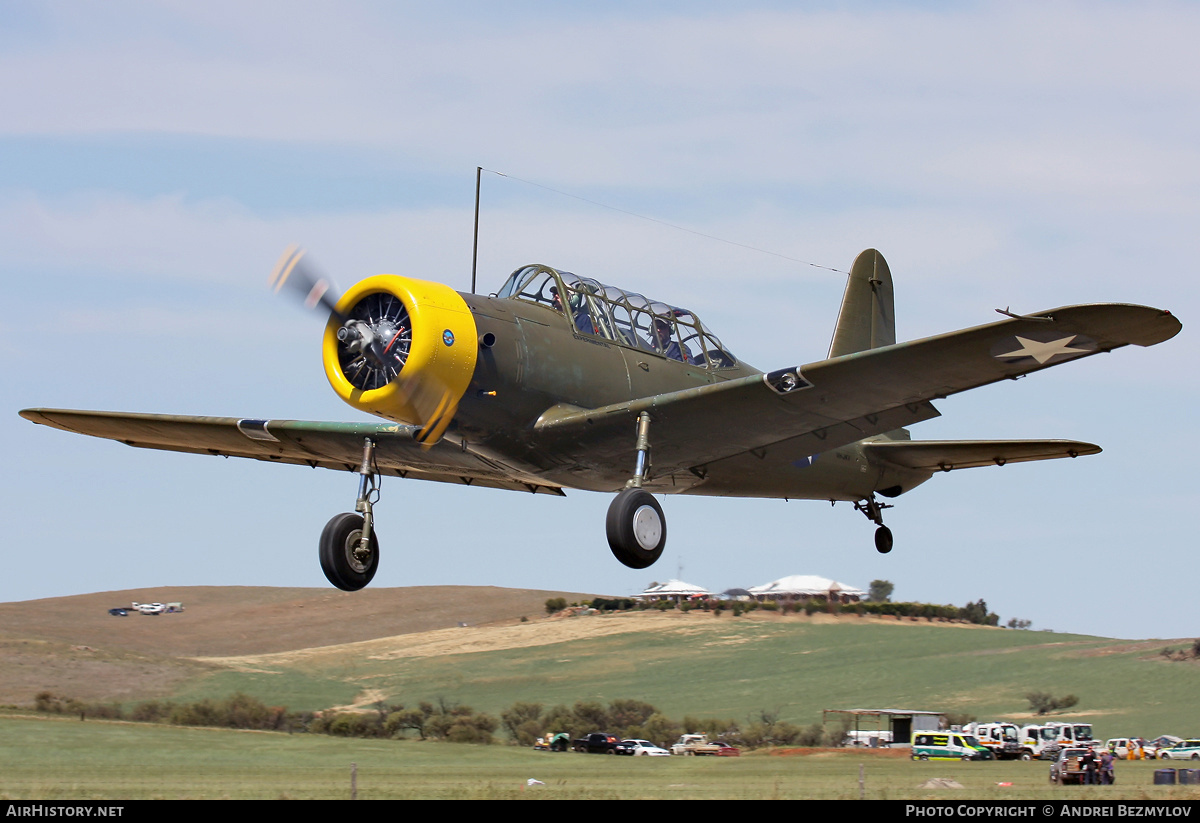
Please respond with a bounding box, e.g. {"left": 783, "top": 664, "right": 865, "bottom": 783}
{"left": 495, "top": 264, "right": 738, "bottom": 369}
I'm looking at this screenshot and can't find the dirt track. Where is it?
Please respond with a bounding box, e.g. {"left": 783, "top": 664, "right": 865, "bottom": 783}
{"left": 199, "top": 610, "right": 687, "bottom": 669}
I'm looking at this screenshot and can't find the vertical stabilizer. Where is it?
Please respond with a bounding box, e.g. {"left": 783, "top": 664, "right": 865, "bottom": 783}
{"left": 829, "top": 250, "right": 908, "bottom": 441}
{"left": 828, "top": 249, "right": 895, "bottom": 358}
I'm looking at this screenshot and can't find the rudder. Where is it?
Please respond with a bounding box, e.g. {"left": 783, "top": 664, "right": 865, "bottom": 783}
{"left": 828, "top": 248, "right": 895, "bottom": 358}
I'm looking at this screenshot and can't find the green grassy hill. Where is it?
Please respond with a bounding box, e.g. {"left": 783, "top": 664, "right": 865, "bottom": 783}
{"left": 4, "top": 588, "right": 1198, "bottom": 741}
{"left": 185, "top": 615, "right": 1200, "bottom": 739}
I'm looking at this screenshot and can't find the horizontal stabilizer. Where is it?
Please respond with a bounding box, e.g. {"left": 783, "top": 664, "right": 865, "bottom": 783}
{"left": 862, "top": 439, "right": 1101, "bottom": 472}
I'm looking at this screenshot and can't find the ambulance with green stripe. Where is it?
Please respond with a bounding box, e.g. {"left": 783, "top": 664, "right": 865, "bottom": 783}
{"left": 911, "top": 731, "right": 994, "bottom": 761}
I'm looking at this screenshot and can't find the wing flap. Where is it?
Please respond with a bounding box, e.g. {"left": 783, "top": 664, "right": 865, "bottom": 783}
{"left": 862, "top": 439, "right": 1102, "bottom": 472}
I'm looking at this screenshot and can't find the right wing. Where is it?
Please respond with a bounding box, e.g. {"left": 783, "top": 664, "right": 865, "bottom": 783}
{"left": 534, "top": 303, "right": 1181, "bottom": 473}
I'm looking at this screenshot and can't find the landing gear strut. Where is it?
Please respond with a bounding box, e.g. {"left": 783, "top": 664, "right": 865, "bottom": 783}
{"left": 606, "top": 412, "right": 667, "bottom": 569}
{"left": 854, "top": 494, "right": 894, "bottom": 554}
{"left": 319, "top": 438, "right": 381, "bottom": 591}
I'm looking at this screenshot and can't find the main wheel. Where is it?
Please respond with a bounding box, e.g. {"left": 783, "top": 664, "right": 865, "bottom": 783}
{"left": 606, "top": 489, "right": 666, "bottom": 569}
{"left": 319, "top": 512, "right": 379, "bottom": 591}
{"left": 874, "top": 525, "right": 893, "bottom": 554}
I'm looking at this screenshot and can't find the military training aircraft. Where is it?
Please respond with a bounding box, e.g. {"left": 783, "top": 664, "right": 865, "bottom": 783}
{"left": 20, "top": 247, "right": 1182, "bottom": 591}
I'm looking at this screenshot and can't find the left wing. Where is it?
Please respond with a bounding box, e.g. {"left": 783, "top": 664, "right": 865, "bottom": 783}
{"left": 534, "top": 302, "right": 1181, "bottom": 472}
{"left": 18, "top": 409, "right": 564, "bottom": 495}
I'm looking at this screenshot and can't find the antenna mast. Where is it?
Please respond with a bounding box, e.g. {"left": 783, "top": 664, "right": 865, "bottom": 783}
{"left": 471, "top": 166, "right": 481, "bottom": 294}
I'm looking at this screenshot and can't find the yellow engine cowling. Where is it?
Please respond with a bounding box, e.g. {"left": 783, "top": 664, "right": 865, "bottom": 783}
{"left": 322, "top": 274, "right": 478, "bottom": 444}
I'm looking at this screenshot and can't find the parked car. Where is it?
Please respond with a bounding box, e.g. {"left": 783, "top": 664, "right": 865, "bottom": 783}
{"left": 1157, "top": 740, "right": 1200, "bottom": 760}
{"left": 713, "top": 742, "right": 741, "bottom": 756}
{"left": 671, "top": 734, "right": 724, "bottom": 756}
{"left": 132, "top": 602, "right": 165, "bottom": 615}
{"left": 1106, "top": 738, "right": 1151, "bottom": 759}
{"left": 622, "top": 739, "right": 671, "bottom": 756}
{"left": 1148, "top": 735, "right": 1183, "bottom": 758}
{"left": 107, "top": 608, "right": 128, "bottom": 617}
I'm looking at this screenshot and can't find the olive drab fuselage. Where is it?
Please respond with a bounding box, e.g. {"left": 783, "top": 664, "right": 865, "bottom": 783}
{"left": 428, "top": 265, "right": 924, "bottom": 501}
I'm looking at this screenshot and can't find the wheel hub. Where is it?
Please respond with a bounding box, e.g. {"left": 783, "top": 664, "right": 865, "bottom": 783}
{"left": 631, "top": 505, "right": 662, "bottom": 550}
{"left": 344, "top": 530, "right": 371, "bottom": 573}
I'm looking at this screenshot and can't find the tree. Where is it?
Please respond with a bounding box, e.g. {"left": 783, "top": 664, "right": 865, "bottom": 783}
{"left": 1026, "top": 691, "right": 1080, "bottom": 715}
{"left": 867, "top": 580, "right": 894, "bottom": 603}
{"left": 959, "top": 599, "right": 999, "bottom": 626}
{"left": 500, "top": 702, "right": 544, "bottom": 745}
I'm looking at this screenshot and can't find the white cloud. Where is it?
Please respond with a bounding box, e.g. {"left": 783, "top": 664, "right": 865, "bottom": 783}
{"left": 4, "top": 2, "right": 1197, "bottom": 201}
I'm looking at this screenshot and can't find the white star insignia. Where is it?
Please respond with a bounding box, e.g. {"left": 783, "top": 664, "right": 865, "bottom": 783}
{"left": 994, "top": 335, "right": 1091, "bottom": 365}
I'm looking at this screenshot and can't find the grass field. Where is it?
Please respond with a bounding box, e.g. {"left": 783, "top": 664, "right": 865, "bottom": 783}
{"left": 3, "top": 714, "right": 1199, "bottom": 800}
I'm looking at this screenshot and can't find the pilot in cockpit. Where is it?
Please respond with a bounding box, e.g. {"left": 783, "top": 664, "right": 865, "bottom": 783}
{"left": 654, "top": 318, "right": 690, "bottom": 363}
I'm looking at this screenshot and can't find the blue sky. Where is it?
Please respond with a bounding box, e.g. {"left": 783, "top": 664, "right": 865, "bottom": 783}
{"left": 2, "top": 1, "right": 1197, "bottom": 641}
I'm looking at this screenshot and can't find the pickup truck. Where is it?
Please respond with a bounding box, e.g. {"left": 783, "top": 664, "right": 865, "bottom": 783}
{"left": 572, "top": 733, "right": 632, "bottom": 755}
{"left": 670, "top": 734, "right": 739, "bottom": 756}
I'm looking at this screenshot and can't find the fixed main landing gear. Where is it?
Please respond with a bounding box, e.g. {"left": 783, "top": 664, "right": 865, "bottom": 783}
{"left": 319, "top": 438, "right": 381, "bottom": 591}
{"left": 606, "top": 412, "right": 667, "bottom": 569}
{"left": 854, "top": 494, "right": 894, "bottom": 554}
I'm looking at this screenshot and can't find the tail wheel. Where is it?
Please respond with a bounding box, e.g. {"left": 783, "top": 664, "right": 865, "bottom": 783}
{"left": 319, "top": 512, "right": 379, "bottom": 591}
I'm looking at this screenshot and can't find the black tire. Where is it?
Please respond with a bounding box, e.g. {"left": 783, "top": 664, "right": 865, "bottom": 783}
{"left": 874, "top": 525, "right": 893, "bottom": 554}
{"left": 606, "top": 489, "right": 666, "bottom": 569}
{"left": 319, "top": 512, "right": 379, "bottom": 591}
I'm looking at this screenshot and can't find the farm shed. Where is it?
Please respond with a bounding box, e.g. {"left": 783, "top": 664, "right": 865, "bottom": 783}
{"left": 823, "top": 708, "right": 945, "bottom": 747}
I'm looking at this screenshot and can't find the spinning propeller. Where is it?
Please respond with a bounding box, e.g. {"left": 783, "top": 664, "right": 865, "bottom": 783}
{"left": 268, "top": 246, "right": 477, "bottom": 445}
{"left": 269, "top": 245, "right": 343, "bottom": 321}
